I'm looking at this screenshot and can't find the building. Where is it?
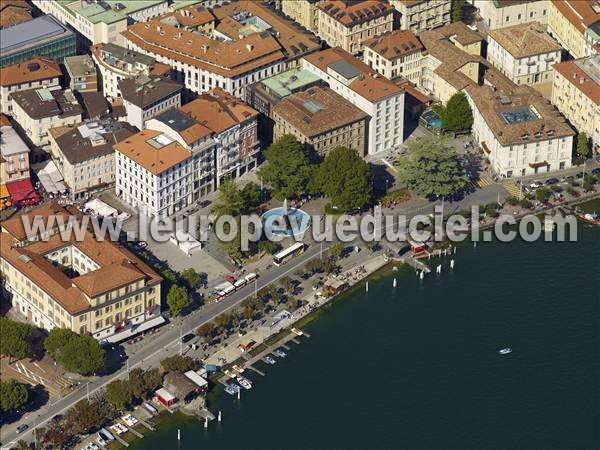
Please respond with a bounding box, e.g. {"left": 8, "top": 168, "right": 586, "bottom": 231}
{"left": 154, "top": 3, "right": 216, "bottom": 34}
{"left": 281, "top": 0, "right": 320, "bottom": 32}
{"left": 32, "top": 0, "right": 169, "bottom": 49}
{"left": 0, "top": 57, "right": 62, "bottom": 115}
{"left": 363, "top": 30, "right": 424, "bottom": 83}
{"left": 91, "top": 43, "right": 171, "bottom": 99}
{"left": 273, "top": 86, "right": 368, "bottom": 157}
{"left": 177, "top": 88, "right": 260, "bottom": 184}
{"left": 472, "top": 0, "right": 549, "bottom": 30}
{"left": 121, "top": 1, "right": 321, "bottom": 98}
{"left": 0, "top": 14, "right": 76, "bottom": 68}
{"left": 552, "top": 56, "right": 600, "bottom": 150}
{"left": 48, "top": 119, "right": 137, "bottom": 200}
{"left": 547, "top": 0, "right": 600, "bottom": 59}
{"left": 10, "top": 87, "right": 83, "bottom": 162}
{"left": 0, "top": 0, "right": 33, "bottom": 29}
{"left": 488, "top": 22, "right": 562, "bottom": 97}
{"left": 389, "top": 0, "right": 451, "bottom": 33}
{"left": 302, "top": 47, "right": 405, "bottom": 155}
{"left": 466, "top": 83, "right": 575, "bottom": 178}
{"left": 0, "top": 203, "right": 163, "bottom": 341}
{"left": 1, "top": 114, "right": 33, "bottom": 210}
{"left": 64, "top": 55, "right": 98, "bottom": 93}
{"left": 246, "top": 67, "right": 323, "bottom": 143}
{"left": 317, "top": 1, "right": 394, "bottom": 55}
{"left": 119, "top": 76, "right": 183, "bottom": 129}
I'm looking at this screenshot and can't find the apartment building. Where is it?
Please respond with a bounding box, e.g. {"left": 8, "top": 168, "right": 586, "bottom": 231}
{"left": 0, "top": 203, "right": 163, "bottom": 342}
{"left": 32, "top": 0, "right": 168, "bottom": 49}
{"left": 0, "top": 57, "right": 62, "bottom": 115}
{"left": 363, "top": 30, "right": 424, "bottom": 83}
{"left": 10, "top": 87, "right": 83, "bottom": 162}
{"left": 0, "top": 14, "right": 76, "bottom": 68}
{"left": 0, "top": 114, "right": 30, "bottom": 187}
{"left": 121, "top": 1, "right": 321, "bottom": 99}
{"left": 281, "top": 0, "right": 320, "bottom": 32}
{"left": 389, "top": 0, "right": 451, "bottom": 33}
{"left": 467, "top": 83, "right": 575, "bottom": 178}
{"left": 547, "top": 0, "right": 600, "bottom": 59}
{"left": 552, "top": 56, "right": 600, "bottom": 150}
{"left": 63, "top": 55, "right": 97, "bottom": 94}
{"left": 488, "top": 22, "right": 562, "bottom": 97}
{"left": 119, "top": 76, "right": 183, "bottom": 129}
{"left": 302, "top": 47, "right": 405, "bottom": 155}
{"left": 317, "top": 1, "right": 394, "bottom": 55}
{"left": 273, "top": 86, "right": 368, "bottom": 157}
{"left": 178, "top": 88, "right": 260, "bottom": 184}
{"left": 472, "top": 0, "right": 549, "bottom": 30}
{"left": 0, "top": 0, "right": 32, "bottom": 29}
{"left": 48, "top": 119, "right": 137, "bottom": 200}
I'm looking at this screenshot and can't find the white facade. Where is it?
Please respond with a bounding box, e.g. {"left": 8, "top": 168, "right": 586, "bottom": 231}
{"left": 473, "top": 0, "right": 549, "bottom": 30}
{"left": 389, "top": 0, "right": 451, "bottom": 32}
{"left": 123, "top": 91, "right": 181, "bottom": 130}
{"left": 364, "top": 46, "right": 423, "bottom": 83}
{"left": 1, "top": 77, "right": 60, "bottom": 116}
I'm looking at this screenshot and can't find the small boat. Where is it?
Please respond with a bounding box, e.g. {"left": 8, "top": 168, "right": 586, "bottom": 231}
{"left": 236, "top": 376, "right": 252, "bottom": 390}
{"left": 291, "top": 327, "right": 304, "bottom": 336}
{"left": 577, "top": 212, "right": 600, "bottom": 226}
{"left": 273, "top": 349, "right": 287, "bottom": 358}
{"left": 224, "top": 369, "right": 237, "bottom": 379}
{"left": 264, "top": 356, "right": 276, "bottom": 365}
{"left": 224, "top": 384, "right": 240, "bottom": 396}
{"left": 232, "top": 364, "right": 245, "bottom": 373}
{"left": 499, "top": 348, "right": 512, "bottom": 355}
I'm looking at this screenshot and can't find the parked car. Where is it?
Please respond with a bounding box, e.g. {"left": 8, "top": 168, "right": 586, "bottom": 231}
{"left": 591, "top": 168, "right": 600, "bottom": 175}
{"left": 181, "top": 333, "right": 195, "bottom": 344}
{"left": 545, "top": 177, "right": 559, "bottom": 185}
{"left": 16, "top": 424, "right": 29, "bottom": 434}
{"left": 530, "top": 180, "right": 544, "bottom": 188}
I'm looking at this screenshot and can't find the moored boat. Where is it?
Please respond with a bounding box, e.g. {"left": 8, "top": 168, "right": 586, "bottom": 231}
{"left": 577, "top": 212, "right": 600, "bottom": 226}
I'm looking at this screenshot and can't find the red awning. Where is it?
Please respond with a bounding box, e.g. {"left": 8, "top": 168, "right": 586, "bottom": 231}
{"left": 6, "top": 178, "right": 40, "bottom": 205}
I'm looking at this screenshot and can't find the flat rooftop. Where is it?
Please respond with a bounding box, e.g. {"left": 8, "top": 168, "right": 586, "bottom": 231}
{"left": 0, "top": 14, "right": 73, "bottom": 55}
{"left": 57, "top": 0, "right": 166, "bottom": 24}
{"left": 261, "top": 68, "right": 322, "bottom": 98}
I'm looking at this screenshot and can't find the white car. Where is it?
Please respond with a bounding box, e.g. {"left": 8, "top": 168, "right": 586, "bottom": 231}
{"left": 96, "top": 436, "right": 107, "bottom": 446}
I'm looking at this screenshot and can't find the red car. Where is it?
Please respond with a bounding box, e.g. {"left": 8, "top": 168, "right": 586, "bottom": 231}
{"left": 225, "top": 274, "right": 236, "bottom": 283}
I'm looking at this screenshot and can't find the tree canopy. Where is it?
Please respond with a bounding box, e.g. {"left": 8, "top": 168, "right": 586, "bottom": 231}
{"left": 0, "top": 317, "right": 32, "bottom": 361}
{"left": 214, "top": 177, "right": 244, "bottom": 217}
{"left": 64, "top": 396, "right": 114, "bottom": 435}
{"left": 258, "top": 134, "right": 317, "bottom": 199}
{"left": 181, "top": 268, "right": 201, "bottom": 290}
{"left": 440, "top": 92, "right": 473, "bottom": 132}
{"left": 105, "top": 379, "right": 133, "bottom": 410}
{"left": 0, "top": 379, "right": 29, "bottom": 412}
{"left": 167, "top": 285, "right": 191, "bottom": 317}
{"left": 576, "top": 132, "right": 589, "bottom": 157}
{"left": 318, "top": 147, "right": 372, "bottom": 210}
{"left": 161, "top": 355, "right": 195, "bottom": 373}
{"left": 397, "top": 137, "right": 468, "bottom": 198}
{"left": 44, "top": 328, "right": 105, "bottom": 375}
{"left": 451, "top": 0, "right": 462, "bottom": 22}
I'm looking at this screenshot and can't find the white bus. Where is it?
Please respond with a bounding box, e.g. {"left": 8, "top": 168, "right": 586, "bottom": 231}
{"left": 273, "top": 242, "right": 307, "bottom": 266}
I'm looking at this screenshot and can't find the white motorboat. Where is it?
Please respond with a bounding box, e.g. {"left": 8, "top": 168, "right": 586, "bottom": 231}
{"left": 273, "top": 349, "right": 287, "bottom": 358}
{"left": 236, "top": 376, "right": 252, "bottom": 390}
{"left": 264, "top": 356, "right": 276, "bottom": 365}
{"left": 499, "top": 348, "right": 512, "bottom": 355}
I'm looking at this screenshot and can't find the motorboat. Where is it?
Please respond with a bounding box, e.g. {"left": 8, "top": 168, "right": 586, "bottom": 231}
{"left": 273, "top": 349, "right": 287, "bottom": 358}
{"left": 499, "top": 348, "right": 512, "bottom": 355}
{"left": 264, "top": 356, "right": 276, "bottom": 365}
{"left": 224, "top": 383, "right": 240, "bottom": 396}
{"left": 232, "top": 364, "right": 245, "bottom": 373}
{"left": 224, "top": 369, "right": 237, "bottom": 378}
{"left": 236, "top": 376, "right": 252, "bottom": 390}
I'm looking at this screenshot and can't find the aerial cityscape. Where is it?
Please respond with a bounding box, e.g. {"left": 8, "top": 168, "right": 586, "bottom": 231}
{"left": 0, "top": 0, "right": 598, "bottom": 449}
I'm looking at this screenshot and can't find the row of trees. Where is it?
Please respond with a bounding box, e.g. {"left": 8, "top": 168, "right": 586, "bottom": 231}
{"left": 105, "top": 368, "right": 162, "bottom": 410}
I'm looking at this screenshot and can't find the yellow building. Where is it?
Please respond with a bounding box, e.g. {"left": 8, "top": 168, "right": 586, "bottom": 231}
{"left": 282, "top": 0, "right": 320, "bottom": 32}
{"left": 0, "top": 203, "right": 164, "bottom": 343}
{"left": 547, "top": 0, "right": 600, "bottom": 59}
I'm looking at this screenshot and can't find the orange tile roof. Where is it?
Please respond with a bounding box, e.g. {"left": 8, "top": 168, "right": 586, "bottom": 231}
{"left": 318, "top": 1, "right": 393, "bottom": 27}
{"left": 114, "top": 129, "right": 191, "bottom": 175}
{"left": 0, "top": 113, "right": 10, "bottom": 127}
{"left": 551, "top": 0, "right": 600, "bottom": 34}
{"left": 364, "top": 30, "right": 423, "bottom": 59}
{"left": 163, "top": 4, "right": 215, "bottom": 28}
{"left": 0, "top": 57, "right": 62, "bottom": 87}
{"left": 489, "top": 22, "right": 562, "bottom": 58}
{"left": 552, "top": 58, "right": 600, "bottom": 105}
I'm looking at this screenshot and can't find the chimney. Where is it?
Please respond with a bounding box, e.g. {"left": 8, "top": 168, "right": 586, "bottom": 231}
{"left": 202, "top": 44, "right": 209, "bottom": 53}
{"left": 246, "top": 43, "right": 254, "bottom": 52}
{"left": 156, "top": 25, "right": 162, "bottom": 32}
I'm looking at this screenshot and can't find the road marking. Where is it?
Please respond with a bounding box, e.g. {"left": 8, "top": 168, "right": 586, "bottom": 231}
{"left": 380, "top": 158, "right": 398, "bottom": 172}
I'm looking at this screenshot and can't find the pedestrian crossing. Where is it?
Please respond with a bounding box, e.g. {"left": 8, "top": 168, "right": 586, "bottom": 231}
{"left": 502, "top": 181, "right": 521, "bottom": 197}
{"left": 475, "top": 177, "right": 495, "bottom": 188}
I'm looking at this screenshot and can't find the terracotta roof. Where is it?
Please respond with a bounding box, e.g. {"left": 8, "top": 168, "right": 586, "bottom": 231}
{"left": 552, "top": 56, "right": 600, "bottom": 105}
{"left": 273, "top": 86, "right": 367, "bottom": 138}
{"left": 114, "top": 129, "right": 191, "bottom": 175}
{"left": 303, "top": 47, "right": 403, "bottom": 101}
{"left": 119, "top": 76, "right": 182, "bottom": 108}
{"left": 0, "top": 113, "right": 9, "bottom": 127}
{"left": 421, "top": 21, "right": 483, "bottom": 46}
{"left": 318, "top": 1, "right": 393, "bottom": 27}
{"left": 161, "top": 4, "right": 215, "bottom": 28}
{"left": 10, "top": 88, "right": 83, "bottom": 120}
{"left": 489, "top": 22, "right": 562, "bottom": 58}
{"left": 551, "top": 0, "right": 600, "bottom": 34}
{"left": 0, "top": 2, "right": 32, "bottom": 29}
{"left": 1, "top": 202, "right": 72, "bottom": 241}
{"left": 0, "top": 57, "right": 62, "bottom": 87}
{"left": 364, "top": 30, "right": 423, "bottom": 59}
{"left": 180, "top": 87, "right": 258, "bottom": 135}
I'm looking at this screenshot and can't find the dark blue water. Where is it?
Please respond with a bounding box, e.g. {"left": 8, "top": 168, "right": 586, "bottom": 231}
{"left": 133, "top": 224, "right": 600, "bottom": 450}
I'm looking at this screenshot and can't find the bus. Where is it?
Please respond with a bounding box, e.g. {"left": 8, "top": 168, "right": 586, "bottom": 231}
{"left": 273, "top": 242, "right": 307, "bottom": 266}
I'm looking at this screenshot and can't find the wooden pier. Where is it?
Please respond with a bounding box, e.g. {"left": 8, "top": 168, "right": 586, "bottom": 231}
{"left": 113, "top": 433, "right": 130, "bottom": 447}
{"left": 128, "top": 427, "right": 144, "bottom": 438}
{"left": 246, "top": 365, "right": 265, "bottom": 376}
{"left": 137, "top": 417, "right": 155, "bottom": 432}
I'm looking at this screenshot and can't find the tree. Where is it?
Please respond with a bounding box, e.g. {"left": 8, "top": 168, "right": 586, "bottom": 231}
{"left": 0, "top": 379, "right": 28, "bottom": 412}
{"left": 259, "top": 239, "right": 280, "bottom": 255}
{"left": 536, "top": 187, "right": 550, "bottom": 202}
{"left": 0, "top": 317, "right": 32, "bottom": 361}
{"left": 451, "top": 0, "right": 462, "bottom": 22}
{"left": 258, "top": 134, "right": 317, "bottom": 199}
{"left": 286, "top": 296, "right": 300, "bottom": 311}
{"left": 41, "top": 423, "right": 71, "bottom": 449}
{"left": 143, "top": 368, "right": 162, "bottom": 394}
{"left": 65, "top": 396, "right": 113, "bottom": 435}
{"left": 318, "top": 147, "right": 372, "bottom": 210}
{"left": 576, "top": 132, "right": 589, "bottom": 157}
{"left": 214, "top": 177, "right": 244, "bottom": 217}
{"left": 240, "top": 298, "right": 258, "bottom": 320}
{"left": 397, "top": 137, "right": 468, "bottom": 198}
{"left": 214, "top": 313, "right": 232, "bottom": 331}
{"left": 582, "top": 175, "right": 594, "bottom": 191}
{"left": 330, "top": 243, "right": 345, "bottom": 259}
{"left": 167, "top": 285, "right": 191, "bottom": 317}
{"left": 106, "top": 379, "right": 133, "bottom": 410}
{"left": 161, "top": 355, "right": 195, "bottom": 373}
{"left": 44, "top": 328, "right": 77, "bottom": 359}
{"left": 241, "top": 182, "right": 262, "bottom": 209}
{"left": 15, "top": 440, "right": 32, "bottom": 450}
{"left": 60, "top": 335, "right": 105, "bottom": 375}
{"left": 279, "top": 275, "right": 293, "bottom": 293}
{"left": 440, "top": 92, "right": 473, "bottom": 132}
{"left": 196, "top": 322, "right": 215, "bottom": 342}
{"left": 305, "top": 258, "right": 323, "bottom": 274}
{"left": 129, "top": 368, "right": 147, "bottom": 400}
{"left": 181, "top": 268, "right": 201, "bottom": 290}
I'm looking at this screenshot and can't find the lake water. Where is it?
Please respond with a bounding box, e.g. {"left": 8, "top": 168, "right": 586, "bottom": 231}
{"left": 131, "top": 222, "right": 600, "bottom": 450}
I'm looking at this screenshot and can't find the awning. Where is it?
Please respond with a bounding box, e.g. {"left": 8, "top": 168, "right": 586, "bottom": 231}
{"left": 0, "top": 184, "right": 12, "bottom": 208}
{"left": 529, "top": 161, "right": 548, "bottom": 168}
{"left": 32, "top": 160, "right": 67, "bottom": 194}
{"left": 6, "top": 178, "right": 40, "bottom": 205}
{"left": 102, "top": 315, "right": 166, "bottom": 344}
{"left": 85, "top": 198, "right": 118, "bottom": 218}
{"left": 481, "top": 141, "right": 491, "bottom": 154}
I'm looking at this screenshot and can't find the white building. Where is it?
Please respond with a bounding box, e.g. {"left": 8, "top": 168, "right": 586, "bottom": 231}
{"left": 472, "top": 0, "right": 549, "bottom": 30}
{"left": 389, "top": 0, "right": 451, "bottom": 32}
{"left": 363, "top": 30, "right": 424, "bottom": 83}
{"left": 488, "top": 22, "right": 562, "bottom": 95}
{"left": 32, "top": 0, "right": 168, "bottom": 48}
{"left": 302, "top": 47, "right": 404, "bottom": 155}
{"left": 466, "top": 84, "right": 575, "bottom": 178}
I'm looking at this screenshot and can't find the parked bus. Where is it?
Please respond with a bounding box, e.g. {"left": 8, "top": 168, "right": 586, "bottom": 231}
{"left": 273, "top": 242, "right": 307, "bottom": 266}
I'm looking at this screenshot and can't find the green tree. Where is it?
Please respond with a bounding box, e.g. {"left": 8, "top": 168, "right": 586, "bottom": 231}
{"left": 65, "top": 395, "right": 114, "bottom": 435}
{"left": 318, "top": 147, "right": 372, "bottom": 210}
{"left": 196, "top": 322, "right": 215, "bottom": 341}
{"left": 440, "top": 92, "right": 473, "bottom": 132}
{"left": 105, "top": 379, "right": 133, "bottom": 410}
{"left": 214, "top": 177, "right": 244, "bottom": 217}
{"left": 44, "top": 328, "right": 77, "bottom": 359}
{"left": 397, "top": 137, "right": 468, "bottom": 198}
{"left": 161, "top": 355, "right": 195, "bottom": 373}
{"left": 41, "top": 423, "right": 71, "bottom": 449}
{"left": 214, "top": 313, "right": 232, "bottom": 331}
{"left": 0, "top": 317, "right": 32, "bottom": 361}
{"left": 259, "top": 239, "right": 280, "bottom": 255}
{"left": 181, "top": 268, "right": 201, "bottom": 290}
{"left": 330, "top": 243, "right": 345, "bottom": 259}
{"left": 167, "top": 285, "right": 191, "bottom": 317}
{"left": 286, "top": 296, "right": 300, "bottom": 311}
{"left": 304, "top": 258, "right": 323, "bottom": 274}
{"left": 258, "top": 134, "right": 316, "bottom": 199}
{"left": 279, "top": 275, "right": 293, "bottom": 293}
{"left": 241, "top": 182, "right": 262, "bottom": 209}
{"left": 129, "top": 368, "right": 147, "bottom": 399}
{"left": 536, "top": 187, "right": 550, "bottom": 202}
{"left": 576, "top": 132, "right": 589, "bottom": 157}
{"left": 582, "top": 175, "right": 594, "bottom": 191}
{"left": 451, "top": 0, "right": 462, "bottom": 22}
{"left": 15, "top": 440, "right": 32, "bottom": 450}
{"left": 60, "top": 335, "right": 105, "bottom": 375}
{"left": 143, "top": 368, "right": 162, "bottom": 394}
{"left": 0, "top": 379, "right": 28, "bottom": 412}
